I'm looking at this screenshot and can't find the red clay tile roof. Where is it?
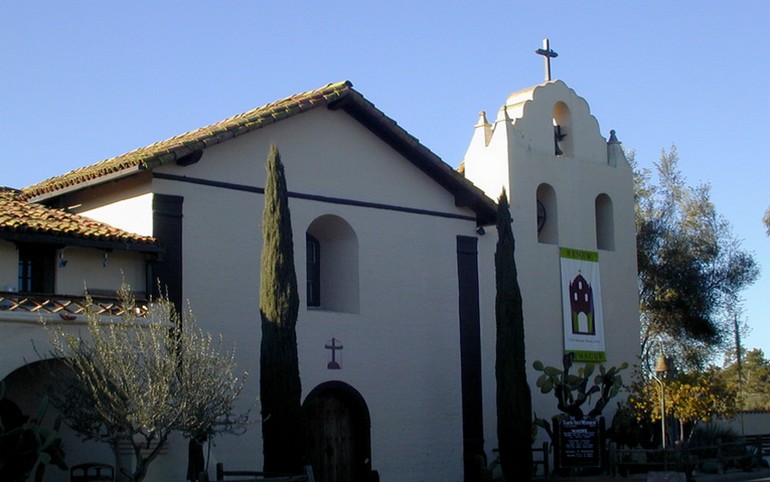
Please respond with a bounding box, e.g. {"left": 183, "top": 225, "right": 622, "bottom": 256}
{"left": 20, "top": 81, "right": 497, "bottom": 225}
{"left": 21, "top": 81, "right": 353, "bottom": 200}
{"left": 0, "top": 190, "right": 157, "bottom": 248}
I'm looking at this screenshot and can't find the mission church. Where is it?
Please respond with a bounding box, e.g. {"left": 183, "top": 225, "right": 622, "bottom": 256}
{"left": 0, "top": 44, "right": 638, "bottom": 482}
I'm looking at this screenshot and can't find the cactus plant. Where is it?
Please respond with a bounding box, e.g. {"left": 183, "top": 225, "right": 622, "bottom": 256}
{"left": 0, "top": 382, "right": 67, "bottom": 482}
{"left": 532, "top": 354, "right": 628, "bottom": 442}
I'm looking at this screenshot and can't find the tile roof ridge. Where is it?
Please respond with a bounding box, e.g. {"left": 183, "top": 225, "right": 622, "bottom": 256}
{"left": 21, "top": 81, "right": 354, "bottom": 200}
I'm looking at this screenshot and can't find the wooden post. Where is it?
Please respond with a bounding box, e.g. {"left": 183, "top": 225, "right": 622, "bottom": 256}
{"left": 609, "top": 441, "right": 617, "bottom": 477}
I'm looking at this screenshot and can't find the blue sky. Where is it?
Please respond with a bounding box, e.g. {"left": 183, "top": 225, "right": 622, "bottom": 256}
{"left": 2, "top": 2, "right": 768, "bottom": 361}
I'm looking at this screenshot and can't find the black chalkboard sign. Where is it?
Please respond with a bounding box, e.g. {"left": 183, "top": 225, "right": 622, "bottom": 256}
{"left": 555, "top": 416, "right": 602, "bottom": 468}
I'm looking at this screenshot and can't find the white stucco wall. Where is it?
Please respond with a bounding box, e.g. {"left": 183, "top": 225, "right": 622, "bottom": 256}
{"left": 717, "top": 412, "right": 770, "bottom": 436}
{"left": 80, "top": 192, "right": 154, "bottom": 237}
{"left": 0, "top": 242, "right": 146, "bottom": 297}
{"left": 137, "top": 107, "right": 479, "bottom": 482}
{"left": 56, "top": 246, "right": 147, "bottom": 296}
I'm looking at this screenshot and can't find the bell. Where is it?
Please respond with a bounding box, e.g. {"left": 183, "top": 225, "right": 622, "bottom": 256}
{"left": 554, "top": 125, "right": 565, "bottom": 156}
{"left": 654, "top": 354, "right": 669, "bottom": 374}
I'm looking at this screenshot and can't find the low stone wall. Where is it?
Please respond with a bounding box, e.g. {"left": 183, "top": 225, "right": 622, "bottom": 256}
{"left": 716, "top": 412, "right": 770, "bottom": 436}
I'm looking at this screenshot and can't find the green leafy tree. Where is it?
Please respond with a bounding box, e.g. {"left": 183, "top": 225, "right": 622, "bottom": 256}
{"left": 627, "top": 370, "right": 736, "bottom": 444}
{"left": 719, "top": 348, "right": 770, "bottom": 411}
{"left": 634, "top": 146, "right": 759, "bottom": 370}
{"left": 259, "top": 144, "right": 303, "bottom": 474}
{"left": 495, "top": 190, "right": 532, "bottom": 481}
{"left": 46, "top": 288, "right": 248, "bottom": 482}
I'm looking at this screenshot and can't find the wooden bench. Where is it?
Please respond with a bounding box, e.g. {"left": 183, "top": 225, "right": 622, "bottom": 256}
{"left": 200, "top": 462, "right": 314, "bottom": 482}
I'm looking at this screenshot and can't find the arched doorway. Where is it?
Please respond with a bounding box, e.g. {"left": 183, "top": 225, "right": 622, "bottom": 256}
{"left": 302, "top": 381, "right": 373, "bottom": 482}
{"left": 1, "top": 359, "right": 113, "bottom": 482}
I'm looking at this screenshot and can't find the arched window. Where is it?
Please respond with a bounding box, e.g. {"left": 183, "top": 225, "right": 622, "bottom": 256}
{"left": 306, "top": 215, "right": 359, "bottom": 313}
{"left": 306, "top": 234, "right": 321, "bottom": 307}
{"left": 537, "top": 184, "right": 558, "bottom": 244}
{"left": 595, "top": 194, "right": 614, "bottom": 250}
{"left": 552, "top": 102, "right": 573, "bottom": 157}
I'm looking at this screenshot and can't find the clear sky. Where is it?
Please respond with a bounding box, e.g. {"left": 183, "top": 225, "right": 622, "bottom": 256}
{"left": 2, "top": 2, "right": 768, "bottom": 361}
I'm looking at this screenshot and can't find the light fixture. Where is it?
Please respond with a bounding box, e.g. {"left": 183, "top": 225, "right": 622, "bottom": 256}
{"left": 476, "top": 226, "right": 485, "bottom": 236}
{"left": 102, "top": 252, "right": 109, "bottom": 267}
{"left": 652, "top": 352, "right": 671, "bottom": 458}
{"left": 58, "top": 249, "right": 68, "bottom": 268}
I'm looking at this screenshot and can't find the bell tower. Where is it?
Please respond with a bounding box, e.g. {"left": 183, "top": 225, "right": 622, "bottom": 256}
{"left": 462, "top": 51, "right": 640, "bottom": 436}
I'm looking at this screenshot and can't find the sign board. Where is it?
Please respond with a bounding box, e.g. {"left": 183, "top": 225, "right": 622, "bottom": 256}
{"left": 560, "top": 247, "right": 606, "bottom": 362}
{"left": 556, "top": 416, "right": 602, "bottom": 468}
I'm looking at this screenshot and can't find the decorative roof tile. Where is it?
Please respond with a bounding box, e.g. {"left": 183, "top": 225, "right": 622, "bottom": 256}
{"left": 0, "top": 190, "right": 157, "bottom": 247}
{"left": 22, "top": 81, "right": 354, "bottom": 200}
{"left": 19, "top": 81, "right": 497, "bottom": 225}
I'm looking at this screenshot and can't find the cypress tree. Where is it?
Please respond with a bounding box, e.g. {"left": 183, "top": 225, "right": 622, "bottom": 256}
{"left": 259, "top": 144, "right": 303, "bottom": 473}
{"left": 495, "top": 189, "right": 533, "bottom": 481}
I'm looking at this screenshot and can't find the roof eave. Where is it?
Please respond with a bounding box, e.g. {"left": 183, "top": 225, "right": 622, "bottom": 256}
{"left": 329, "top": 92, "right": 497, "bottom": 226}
{"left": 0, "top": 231, "right": 162, "bottom": 254}
{"left": 22, "top": 81, "right": 497, "bottom": 225}
{"left": 25, "top": 165, "right": 144, "bottom": 203}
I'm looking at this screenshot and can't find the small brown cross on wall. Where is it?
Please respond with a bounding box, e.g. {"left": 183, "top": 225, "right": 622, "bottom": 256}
{"left": 325, "top": 337, "right": 343, "bottom": 370}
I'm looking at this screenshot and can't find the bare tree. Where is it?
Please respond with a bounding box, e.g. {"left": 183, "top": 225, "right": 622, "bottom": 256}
{"left": 45, "top": 286, "right": 248, "bottom": 482}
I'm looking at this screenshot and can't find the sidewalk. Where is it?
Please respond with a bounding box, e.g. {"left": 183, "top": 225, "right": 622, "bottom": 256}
{"left": 546, "top": 467, "right": 770, "bottom": 482}
{"left": 692, "top": 467, "right": 770, "bottom": 481}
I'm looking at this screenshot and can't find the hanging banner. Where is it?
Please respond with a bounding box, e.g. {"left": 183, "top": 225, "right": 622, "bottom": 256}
{"left": 560, "top": 247, "right": 606, "bottom": 362}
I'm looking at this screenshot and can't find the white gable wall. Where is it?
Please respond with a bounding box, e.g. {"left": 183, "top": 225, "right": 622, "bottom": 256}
{"left": 139, "top": 107, "right": 478, "bottom": 482}
{"left": 65, "top": 171, "right": 153, "bottom": 235}
{"left": 81, "top": 193, "right": 154, "bottom": 237}
{"left": 153, "top": 108, "right": 462, "bottom": 211}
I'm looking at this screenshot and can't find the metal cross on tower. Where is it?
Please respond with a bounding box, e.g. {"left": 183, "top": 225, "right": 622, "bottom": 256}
{"left": 535, "top": 38, "right": 558, "bottom": 81}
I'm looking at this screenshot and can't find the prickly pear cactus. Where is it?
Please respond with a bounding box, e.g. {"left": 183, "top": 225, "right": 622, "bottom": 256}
{"left": 532, "top": 354, "right": 628, "bottom": 442}
{"left": 0, "top": 382, "right": 67, "bottom": 482}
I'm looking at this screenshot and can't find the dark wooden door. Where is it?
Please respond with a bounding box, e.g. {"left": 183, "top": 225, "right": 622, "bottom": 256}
{"left": 306, "top": 393, "right": 355, "bottom": 482}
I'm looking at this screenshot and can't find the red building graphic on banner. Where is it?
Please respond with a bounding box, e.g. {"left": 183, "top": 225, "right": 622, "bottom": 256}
{"left": 569, "top": 272, "right": 595, "bottom": 335}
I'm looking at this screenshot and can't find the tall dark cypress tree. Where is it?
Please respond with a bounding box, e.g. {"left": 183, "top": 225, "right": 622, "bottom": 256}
{"left": 260, "top": 144, "right": 303, "bottom": 473}
{"left": 495, "top": 189, "right": 533, "bottom": 481}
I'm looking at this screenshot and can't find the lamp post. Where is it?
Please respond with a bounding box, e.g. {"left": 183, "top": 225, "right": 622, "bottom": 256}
{"left": 653, "top": 354, "right": 670, "bottom": 468}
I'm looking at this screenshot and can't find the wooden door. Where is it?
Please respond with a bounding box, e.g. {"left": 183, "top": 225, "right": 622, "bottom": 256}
{"left": 306, "top": 393, "right": 355, "bottom": 482}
